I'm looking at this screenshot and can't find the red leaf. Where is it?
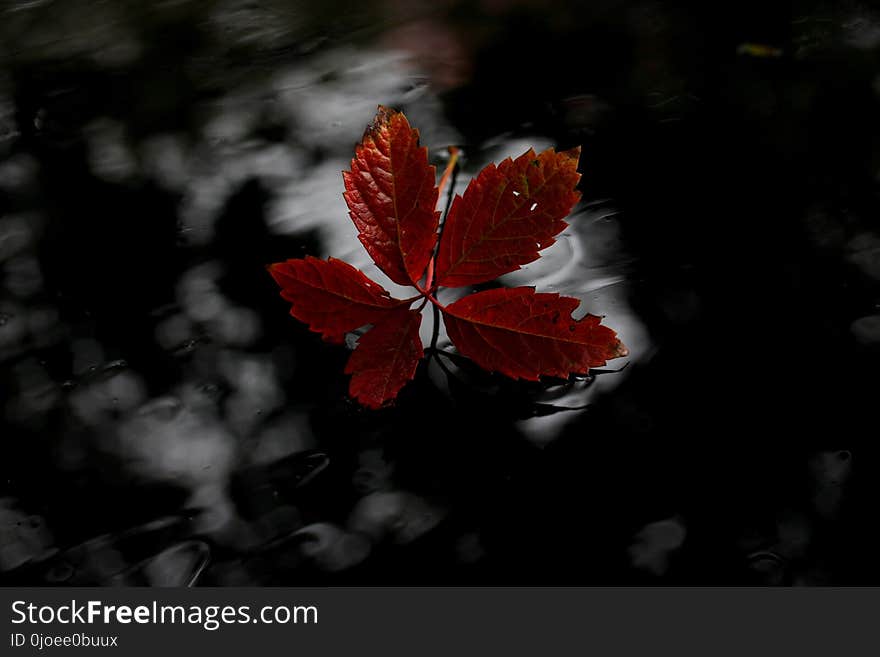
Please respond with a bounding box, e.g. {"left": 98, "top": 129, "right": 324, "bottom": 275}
{"left": 343, "top": 106, "right": 440, "bottom": 286}
{"left": 442, "top": 287, "right": 627, "bottom": 381}
{"left": 435, "top": 146, "right": 582, "bottom": 288}
{"left": 268, "top": 256, "right": 407, "bottom": 344}
{"left": 345, "top": 309, "right": 423, "bottom": 409}
{"left": 270, "top": 108, "right": 627, "bottom": 410}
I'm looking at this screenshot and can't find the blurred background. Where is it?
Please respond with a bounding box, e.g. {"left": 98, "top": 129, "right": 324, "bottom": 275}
{"left": 0, "top": 0, "right": 877, "bottom": 585}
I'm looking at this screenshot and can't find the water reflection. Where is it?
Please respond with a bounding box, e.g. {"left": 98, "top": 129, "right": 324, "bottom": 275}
{"left": 1, "top": 0, "right": 877, "bottom": 586}
{"left": 498, "top": 199, "right": 649, "bottom": 444}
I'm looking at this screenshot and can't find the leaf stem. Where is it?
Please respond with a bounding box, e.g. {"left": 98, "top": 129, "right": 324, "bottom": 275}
{"left": 424, "top": 257, "right": 435, "bottom": 292}
{"left": 437, "top": 146, "right": 460, "bottom": 200}
{"left": 424, "top": 291, "right": 445, "bottom": 308}
{"left": 426, "top": 146, "right": 461, "bottom": 359}
{"left": 435, "top": 146, "right": 461, "bottom": 258}
{"left": 430, "top": 295, "right": 440, "bottom": 353}
{"left": 426, "top": 344, "right": 456, "bottom": 378}
{"left": 425, "top": 147, "right": 460, "bottom": 292}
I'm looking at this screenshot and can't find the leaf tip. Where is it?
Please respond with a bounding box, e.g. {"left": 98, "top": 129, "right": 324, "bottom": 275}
{"left": 368, "top": 104, "right": 400, "bottom": 134}
{"left": 266, "top": 261, "right": 286, "bottom": 282}
{"left": 560, "top": 145, "right": 582, "bottom": 166}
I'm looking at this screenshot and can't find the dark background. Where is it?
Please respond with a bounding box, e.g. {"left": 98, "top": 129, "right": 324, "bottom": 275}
{"left": 0, "top": 0, "right": 877, "bottom": 585}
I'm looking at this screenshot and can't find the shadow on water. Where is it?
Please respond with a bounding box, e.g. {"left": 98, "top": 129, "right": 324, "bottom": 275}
{"left": 0, "top": 0, "right": 878, "bottom": 585}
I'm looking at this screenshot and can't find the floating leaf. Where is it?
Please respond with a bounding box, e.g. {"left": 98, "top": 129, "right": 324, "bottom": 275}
{"left": 343, "top": 106, "right": 440, "bottom": 286}
{"left": 442, "top": 287, "right": 627, "bottom": 381}
{"left": 435, "top": 146, "right": 581, "bottom": 288}
{"left": 345, "top": 309, "right": 423, "bottom": 409}
{"left": 270, "top": 107, "right": 625, "bottom": 408}
{"left": 268, "top": 256, "right": 407, "bottom": 344}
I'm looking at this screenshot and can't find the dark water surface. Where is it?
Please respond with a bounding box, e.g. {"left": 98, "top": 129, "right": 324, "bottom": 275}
{"left": 0, "top": 0, "right": 878, "bottom": 585}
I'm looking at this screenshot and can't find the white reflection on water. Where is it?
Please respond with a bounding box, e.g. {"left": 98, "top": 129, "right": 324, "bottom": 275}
{"left": 5, "top": 358, "right": 59, "bottom": 431}
{"left": 0, "top": 497, "right": 56, "bottom": 572}
{"left": 497, "top": 191, "right": 649, "bottom": 445}
{"left": 139, "top": 134, "right": 189, "bottom": 192}
{"left": 809, "top": 450, "right": 853, "bottom": 520}
{"left": 4, "top": 254, "right": 43, "bottom": 298}
{"left": 86, "top": 118, "right": 137, "bottom": 183}
{"left": 348, "top": 490, "right": 447, "bottom": 545}
{"left": 847, "top": 231, "right": 880, "bottom": 281}
{"left": 293, "top": 522, "right": 371, "bottom": 572}
{"left": 0, "top": 214, "right": 35, "bottom": 263}
{"left": 250, "top": 412, "right": 315, "bottom": 466}
{"left": 629, "top": 516, "right": 686, "bottom": 576}
{"left": 851, "top": 314, "right": 880, "bottom": 344}
{"left": 0, "top": 154, "right": 38, "bottom": 194}
{"left": 110, "top": 395, "right": 239, "bottom": 537}
{"left": 267, "top": 158, "right": 353, "bottom": 257}
{"left": 273, "top": 48, "right": 416, "bottom": 153}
